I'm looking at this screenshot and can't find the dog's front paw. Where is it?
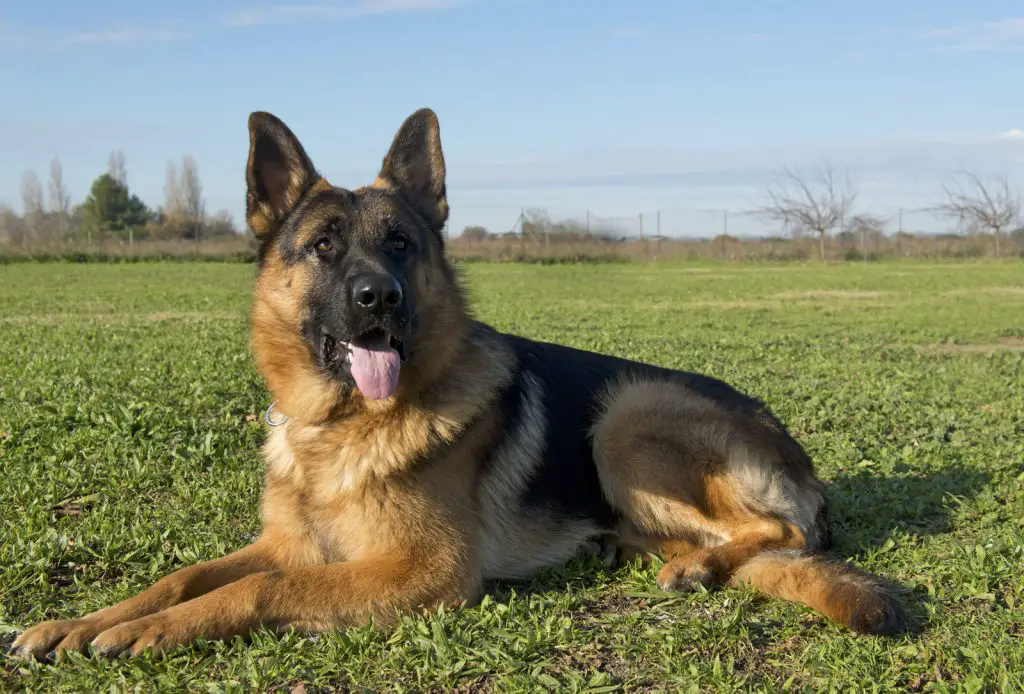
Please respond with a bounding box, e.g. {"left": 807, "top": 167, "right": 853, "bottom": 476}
{"left": 90, "top": 612, "right": 189, "bottom": 658}
{"left": 656, "top": 556, "right": 715, "bottom": 593}
{"left": 9, "top": 618, "right": 107, "bottom": 661}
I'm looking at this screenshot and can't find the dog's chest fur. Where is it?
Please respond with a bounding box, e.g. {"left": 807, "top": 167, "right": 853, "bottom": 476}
{"left": 258, "top": 389, "right": 604, "bottom": 577}
{"left": 260, "top": 416, "right": 467, "bottom": 565}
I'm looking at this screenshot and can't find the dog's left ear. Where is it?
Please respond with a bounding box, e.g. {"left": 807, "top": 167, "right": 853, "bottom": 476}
{"left": 378, "top": 108, "right": 449, "bottom": 232}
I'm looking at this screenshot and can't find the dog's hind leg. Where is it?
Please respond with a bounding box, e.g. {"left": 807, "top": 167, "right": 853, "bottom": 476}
{"left": 591, "top": 377, "right": 904, "bottom": 635}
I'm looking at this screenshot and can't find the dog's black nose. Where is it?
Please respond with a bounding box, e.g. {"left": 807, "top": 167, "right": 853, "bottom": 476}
{"left": 351, "top": 274, "right": 403, "bottom": 314}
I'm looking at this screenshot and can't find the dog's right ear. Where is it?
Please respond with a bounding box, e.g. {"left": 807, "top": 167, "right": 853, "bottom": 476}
{"left": 246, "top": 112, "right": 319, "bottom": 238}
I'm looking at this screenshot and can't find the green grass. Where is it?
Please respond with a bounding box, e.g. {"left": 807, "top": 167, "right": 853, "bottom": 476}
{"left": 1, "top": 260, "right": 1023, "bottom": 693}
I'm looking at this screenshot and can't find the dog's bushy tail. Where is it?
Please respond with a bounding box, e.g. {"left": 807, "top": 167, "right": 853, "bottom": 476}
{"left": 731, "top": 550, "right": 906, "bottom": 635}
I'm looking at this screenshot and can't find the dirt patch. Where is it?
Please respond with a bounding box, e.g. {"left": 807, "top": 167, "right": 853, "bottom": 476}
{"left": 567, "top": 298, "right": 774, "bottom": 311}
{"left": 146, "top": 310, "right": 240, "bottom": 322}
{"left": 943, "top": 287, "right": 1024, "bottom": 298}
{"left": 770, "top": 290, "right": 889, "bottom": 300}
{"left": 0, "top": 311, "right": 242, "bottom": 326}
{"left": 915, "top": 337, "right": 1024, "bottom": 354}
{"left": 685, "top": 299, "right": 774, "bottom": 310}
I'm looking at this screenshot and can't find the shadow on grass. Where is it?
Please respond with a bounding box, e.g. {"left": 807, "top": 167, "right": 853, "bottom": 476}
{"left": 824, "top": 464, "right": 991, "bottom": 551}
{"left": 821, "top": 464, "right": 991, "bottom": 635}
{"left": 487, "top": 464, "right": 992, "bottom": 639}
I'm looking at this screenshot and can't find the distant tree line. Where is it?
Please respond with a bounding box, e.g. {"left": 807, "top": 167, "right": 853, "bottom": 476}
{"left": 749, "top": 163, "right": 1022, "bottom": 261}
{"left": 1, "top": 151, "right": 240, "bottom": 248}
{"left": 455, "top": 165, "right": 1023, "bottom": 261}
{"left": 460, "top": 208, "right": 633, "bottom": 247}
{"left": 3, "top": 154, "right": 1022, "bottom": 263}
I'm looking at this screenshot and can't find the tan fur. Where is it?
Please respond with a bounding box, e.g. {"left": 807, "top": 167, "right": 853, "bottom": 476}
{"left": 590, "top": 376, "right": 900, "bottom": 633}
{"left": 12, "top": 303, "right": 514, "bottom": 658}
{"left": 591, "top": 377, "right": 826, "bottom": 544}
{"left": 11, "top": 109, "right": 903, "bottom": 661}
{"left": 730, "top": 551, "right": 904, "bottom": 635}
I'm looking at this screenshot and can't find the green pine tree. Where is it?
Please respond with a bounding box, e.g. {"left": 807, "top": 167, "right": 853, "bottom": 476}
{"left": 79, "top": 174, "right": 152, "bottom": 241}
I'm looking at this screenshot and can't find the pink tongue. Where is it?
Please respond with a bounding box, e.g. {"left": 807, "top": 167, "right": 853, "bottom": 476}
{"left": 349, "top": 334, "right": 401, "bottom": 400}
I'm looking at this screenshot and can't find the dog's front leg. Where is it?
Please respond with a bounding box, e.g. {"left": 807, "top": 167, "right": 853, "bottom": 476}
{"left": 88, "top": 555, "right": 476, "bottom": 657}
{"left": 10, "top": 533, "right": 305, "bottom": 660}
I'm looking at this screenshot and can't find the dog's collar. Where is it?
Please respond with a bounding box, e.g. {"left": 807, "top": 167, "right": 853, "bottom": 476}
{"left": 264, "top": 402, "right": 289, "bottom": 427}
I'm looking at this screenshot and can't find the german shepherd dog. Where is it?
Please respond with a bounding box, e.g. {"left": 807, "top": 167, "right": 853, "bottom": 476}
{"left": 12, "top": 109, "right": 904, "bottom": 660}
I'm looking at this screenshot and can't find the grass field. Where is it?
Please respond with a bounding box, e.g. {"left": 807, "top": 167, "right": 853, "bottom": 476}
{"left": 1, "top": 260, "right": 1023, "bottom": 692}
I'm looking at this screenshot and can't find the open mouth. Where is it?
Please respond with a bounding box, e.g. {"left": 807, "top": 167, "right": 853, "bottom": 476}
{"left": 321, "top": 330, "right": 407, "bottom": 365}
{"left": 321, "top": 328, "right": 407, "bottom": 400}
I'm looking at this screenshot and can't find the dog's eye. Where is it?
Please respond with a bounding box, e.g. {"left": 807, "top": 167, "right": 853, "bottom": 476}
{"left": 314, "top": 237, "right": 333, "bottom": 254}
{"left": 385, "top": 236, "right": 409, "bottom": 254}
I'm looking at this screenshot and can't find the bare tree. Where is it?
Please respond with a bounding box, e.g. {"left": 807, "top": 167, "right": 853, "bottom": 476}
{"left": 753, "top": 163, "right": 858, "bottom": 261}
{"left": 20, "top": 170, "right": 45, "bottom": 246}
{"left": 520, "top": 207, "right": 552, "bottom": 247}
{"left": 47, "top": 158, "right": 72, "bottom": 239}
{"left": 107, "top": 149, "right": 127, "bottom": 185}
{"left": 179, "top": 155, "right": 206, "bottom": 240}
{"left": 206, "top": 209, "right": 239, "bottom": 236}
{"left": 848, "top": 213, "right": 887, "bottom": 264}
{"left": 928, "top": 171, "right": 1019, "bottom": 257}
{"left": 163, "top": 160, "right": 182, "bottom": 229}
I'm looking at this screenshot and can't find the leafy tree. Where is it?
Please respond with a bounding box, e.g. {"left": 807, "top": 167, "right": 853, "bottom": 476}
{"left": 461, "top": 225, "right": 490, "bottom": 242}
{"left": 79, "top": 173, "right": 152, "bottom": 240}
{"left": 0, "top": 204, "right": 27, "bottom": 246}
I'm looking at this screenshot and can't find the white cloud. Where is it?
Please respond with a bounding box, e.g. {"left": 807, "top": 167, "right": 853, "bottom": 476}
{"left": 742, "top": 33, "right": 778, "bottom": 44}
{"left": 68, "top": 24, "right": 193, "bottom": 46}
{"left": 442, "top": 133, "right": 1024, "bottom": 191}
{"left": 221, "top": 0, "right": 461, "bottom": 28}
{"left": 922, "top": 17, "right": 1024, "bottom": 53}
{"left": 0, "top": 21, "right": 191, "bottom": 48}
{"left": 608, "top": 26, "right": 643, "bottom": 39}
{"left": 923, "top": 27, "right": 962, "bottom": 39}
{"left": 0, "top": 0, "right": 461, "bottom": 50}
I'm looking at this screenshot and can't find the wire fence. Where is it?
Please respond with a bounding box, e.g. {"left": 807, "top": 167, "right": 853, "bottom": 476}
{"left": 2, "top": 203, "right": 1022, "bottom": 264}
{"left": 449, "top": 205, "right": 985, "bottom": 241}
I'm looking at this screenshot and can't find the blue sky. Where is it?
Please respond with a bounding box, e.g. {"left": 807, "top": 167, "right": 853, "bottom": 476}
{"left": 2, "top": 0, "right": 1023, "bottom": 237}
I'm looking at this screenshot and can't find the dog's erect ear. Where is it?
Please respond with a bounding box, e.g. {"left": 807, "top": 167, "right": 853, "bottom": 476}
{"left": 377, "top": 108, "right": 449, "bottom": 232}
{"left": 246, "top": 112, "right": 319, "bottom": 238}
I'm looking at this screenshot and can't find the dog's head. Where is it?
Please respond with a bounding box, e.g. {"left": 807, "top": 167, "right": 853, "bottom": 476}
{"left": 246, "top": 108, "right": 466, "bottom": 420}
